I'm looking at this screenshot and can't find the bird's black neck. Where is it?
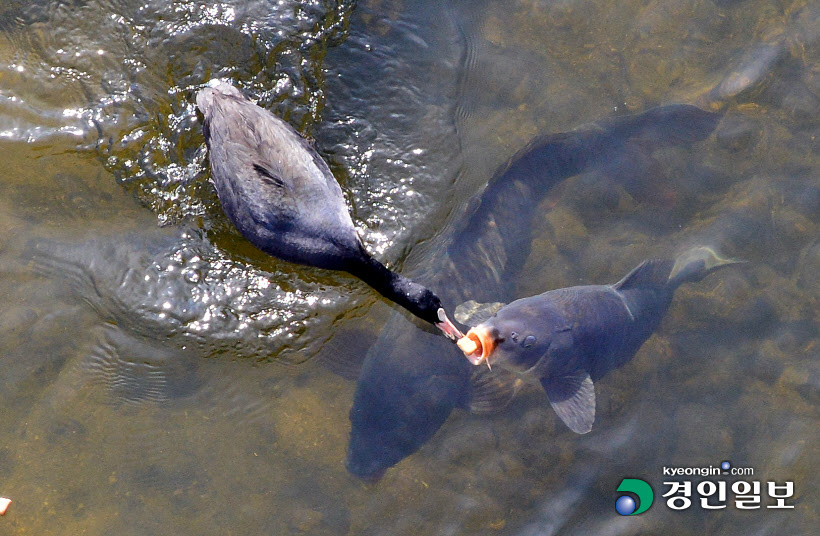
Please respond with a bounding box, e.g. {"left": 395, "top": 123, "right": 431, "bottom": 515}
{"left": 346, "top": 251, "right": 429, "bottom": 323}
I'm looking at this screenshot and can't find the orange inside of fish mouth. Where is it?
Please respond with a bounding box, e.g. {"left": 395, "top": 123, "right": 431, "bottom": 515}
{"left": 456, "top": 326, "right": 496, "bottom": 366}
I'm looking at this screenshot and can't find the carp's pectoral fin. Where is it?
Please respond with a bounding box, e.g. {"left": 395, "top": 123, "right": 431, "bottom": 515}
{"left": 541, "top": 370, "right": 595, "bottom": 434}
{"left": 468, "top": 367, "right": 524, "bottom": 415}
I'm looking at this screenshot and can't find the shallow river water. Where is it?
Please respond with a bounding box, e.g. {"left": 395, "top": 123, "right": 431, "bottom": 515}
{"left": 0, "top": 0, "right": 817, "bottom": 534}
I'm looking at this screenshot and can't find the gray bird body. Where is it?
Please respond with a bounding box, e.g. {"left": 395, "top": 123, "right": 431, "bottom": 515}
{"left": 196, "top": 80, "right": 462, "bottom": 335}
{"left": 197, "top": 81, "right": 360, "bottom": 270}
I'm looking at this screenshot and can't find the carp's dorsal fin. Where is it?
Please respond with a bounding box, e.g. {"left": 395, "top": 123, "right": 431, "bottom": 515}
{"left": 454, "top": 300, "right": 506, "bottom": 327}
{"left": 468, "top": 367, "right": 524, "bottom": 415}
{"left": 613, "top": 259, "right": 674, "bottom": 291}
{"left": 541, "top": 370, "right": 595, "bottom": 434}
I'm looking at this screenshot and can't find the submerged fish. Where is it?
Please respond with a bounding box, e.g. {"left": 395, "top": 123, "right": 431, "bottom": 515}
{"left": 346, "top": 105, "right": 722, "bottom": 480}
{"left": 456, "top": 247, "right": 741, "bottom": 434}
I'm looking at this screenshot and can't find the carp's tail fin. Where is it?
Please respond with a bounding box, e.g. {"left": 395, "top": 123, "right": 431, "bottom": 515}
{"left": 667, "top": 246, "right": 744, "bottom": 289}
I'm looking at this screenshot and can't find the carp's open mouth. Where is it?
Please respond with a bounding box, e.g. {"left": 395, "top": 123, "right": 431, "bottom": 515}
{"left": 456, "top": 326, "right": 496, "bottom": 367}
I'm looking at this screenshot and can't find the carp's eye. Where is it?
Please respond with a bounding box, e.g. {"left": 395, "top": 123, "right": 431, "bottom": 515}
{"left": 510, "top": 332, "right": 519, "bottom": 342}
{"left": 522, "top": 335, "right": 536, "bottom": 348}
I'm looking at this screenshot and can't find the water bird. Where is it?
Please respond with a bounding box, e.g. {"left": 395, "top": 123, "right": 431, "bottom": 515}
{"left": 456, "top": 247, "right": 742, "bottom": 434}
{"left": 196, "top": 80, "right": 461, "bottom": 338}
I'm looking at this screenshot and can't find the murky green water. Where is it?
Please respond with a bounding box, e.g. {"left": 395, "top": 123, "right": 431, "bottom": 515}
{"left": 0, "top": 0, "right": 816, "bottom": 534}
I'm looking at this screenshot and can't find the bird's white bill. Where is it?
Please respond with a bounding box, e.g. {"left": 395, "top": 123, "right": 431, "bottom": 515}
{"left": 435, "top": 308, "right": 463, "bottom": 340}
